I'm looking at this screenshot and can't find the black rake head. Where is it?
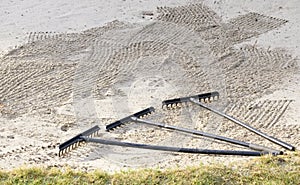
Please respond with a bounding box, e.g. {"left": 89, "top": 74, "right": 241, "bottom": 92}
{"left": 58, "top": 125, "right": 100, "bottom": 157}
{"left": 106, "top": 107, "right": 155, "bottom": 131}
{"left": 162, "top": 91, "right": 219, "bottom": 108}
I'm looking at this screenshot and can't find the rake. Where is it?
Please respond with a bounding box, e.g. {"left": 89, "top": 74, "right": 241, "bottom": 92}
{"left": 162, "top": 91, "right": 295, "bottom": 151}
{"left": 59, "top": 125, "right": 100, "bottom": 157}
{"left": 59, "top": 125, "right": 271, "bottom": 157}
{"left": 106, "top": 107, "right": 282, "bottom": 155}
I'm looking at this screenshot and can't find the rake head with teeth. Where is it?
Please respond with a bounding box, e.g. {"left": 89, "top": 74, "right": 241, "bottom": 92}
{"left": 58, "top": 125, "right": 100, "bottom": 157}
{"left": 162, "top": 91, "right": 219, "bottom": 108}
{"left": 106, "top": 107, "right": 155, "bottom": 131}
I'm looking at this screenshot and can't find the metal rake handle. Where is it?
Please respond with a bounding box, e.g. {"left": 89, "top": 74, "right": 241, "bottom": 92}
{"left": 131, "top": 117, "right": 281, "bottom": 155}
{"left": 190, "top": 98, "right": 295, "bottom": 151}
{"left": 82, "top": 136, "right": 269, "bottom": 156}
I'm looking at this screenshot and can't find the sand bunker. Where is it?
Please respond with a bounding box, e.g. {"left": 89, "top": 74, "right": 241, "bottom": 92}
{"left": 0, "top": 2, "right": 299, "bottom": 171}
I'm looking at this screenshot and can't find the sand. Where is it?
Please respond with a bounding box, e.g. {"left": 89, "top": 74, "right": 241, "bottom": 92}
{"left": 0, "top": 0, "right": 299, "bottom": 172}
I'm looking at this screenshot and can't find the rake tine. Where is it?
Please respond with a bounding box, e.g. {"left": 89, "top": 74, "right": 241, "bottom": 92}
{"left": 188, "top": 97, "right": 295, "bottom": 151}
{"left": 106, "top": 107, "right": 155, "bottom": 131}
{"left": 131, "top": 117, "right": 282, "bottom": 155}
{"left": 162, "top": 91, "right": 219, "bottom": 108}
{"left": 58, "top": 125, "right": 100, "bottom": 157}
{"left": 82, "top": 136, "right": 270, "bottom": 156}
